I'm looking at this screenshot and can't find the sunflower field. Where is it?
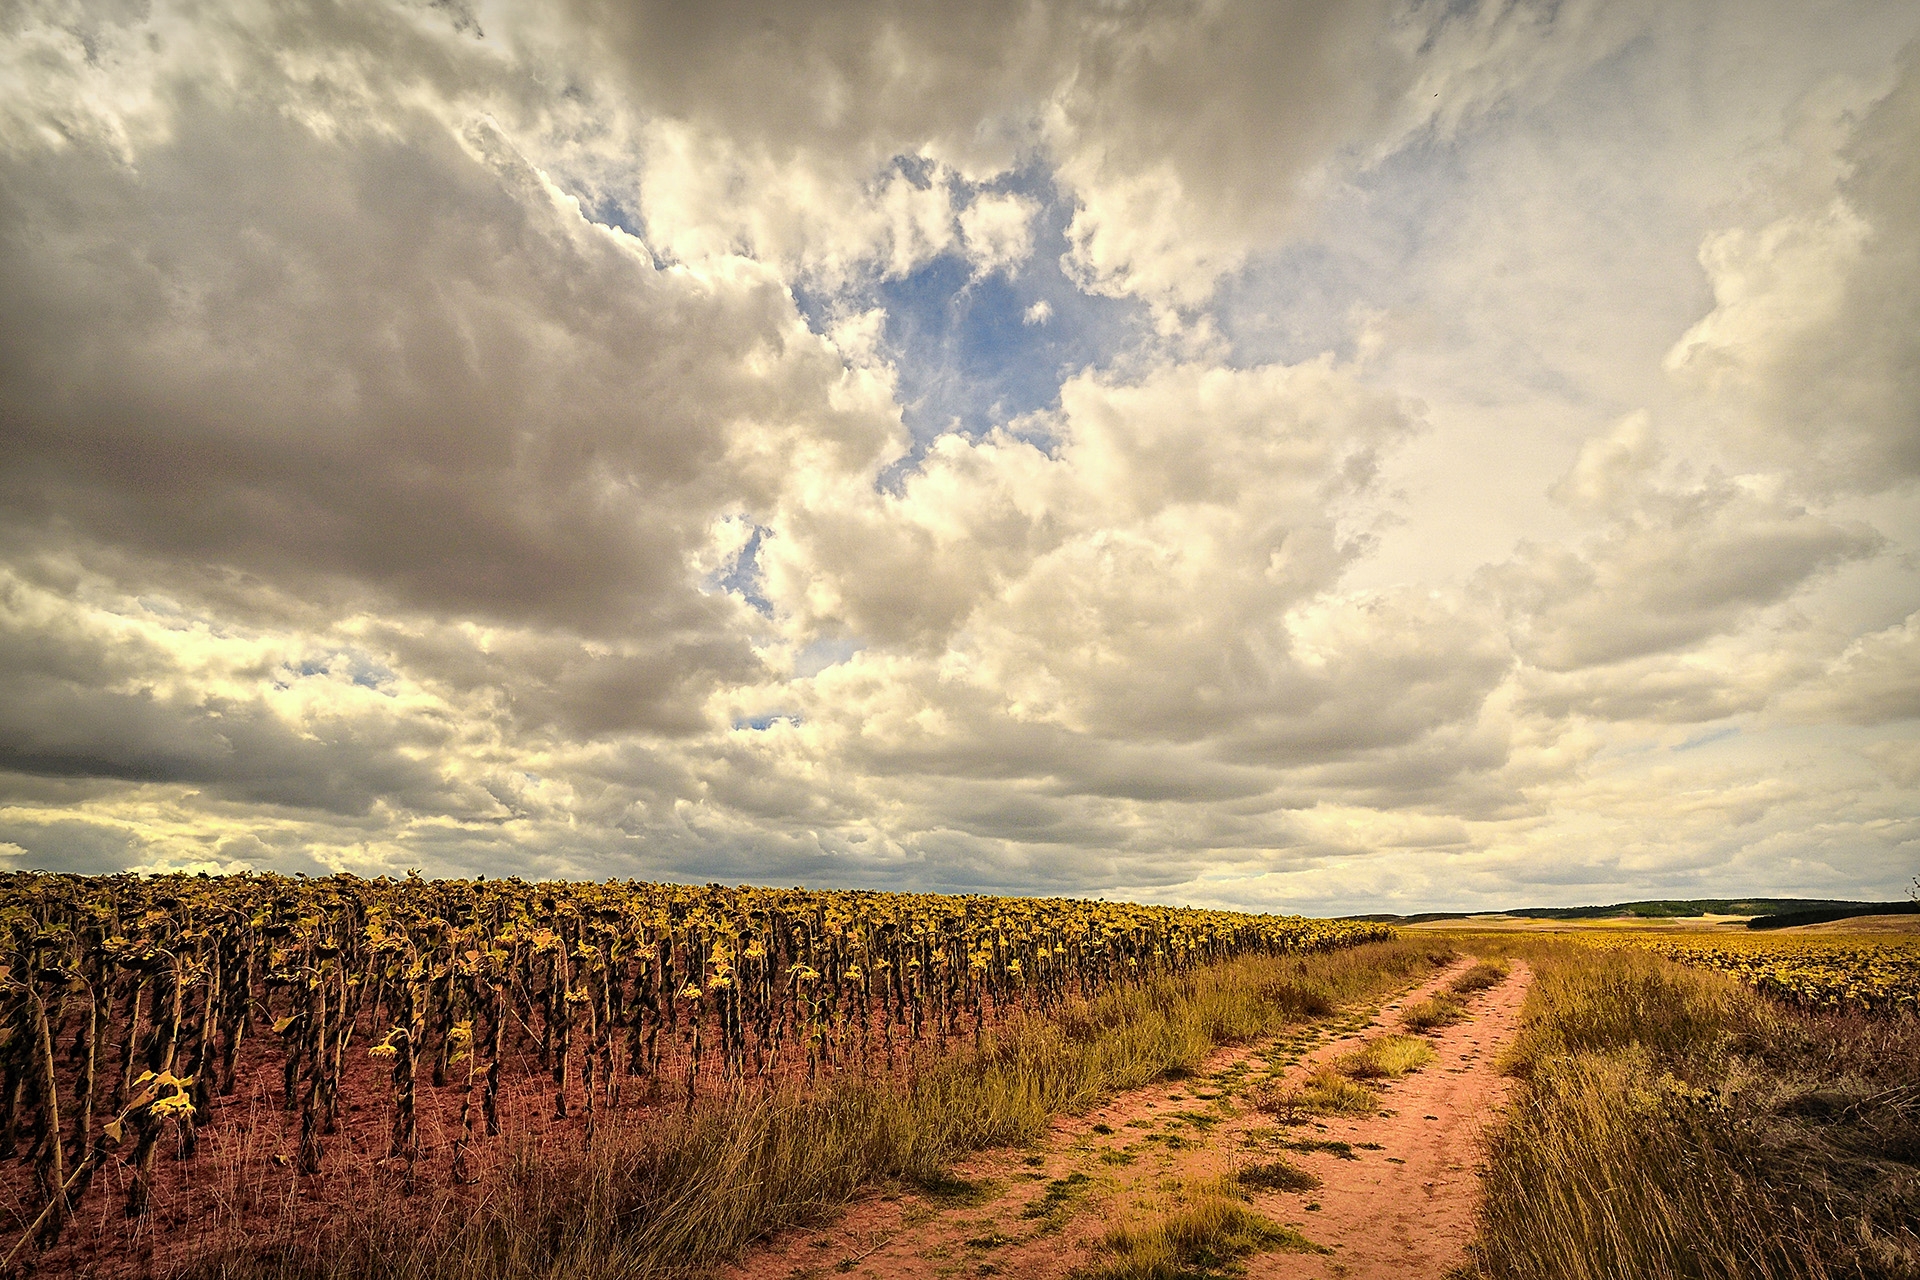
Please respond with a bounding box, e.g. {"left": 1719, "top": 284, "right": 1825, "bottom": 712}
{"left": 1592, "top": 931, "right": 1920, "bottom": 1014}
{"left": 0, "top": 870, "right": 1389, "bottom": 1256}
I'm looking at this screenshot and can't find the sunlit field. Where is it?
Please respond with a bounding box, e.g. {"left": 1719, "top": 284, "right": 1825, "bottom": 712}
{"left": 1576, "top": 930, "right": 1920, "bottom": 1013}
{"left": 4, "top": 872, "right": 1915, "bottom": 1278}
{"left": 1454, "top": 926, "right": 1920, "bottom": 1279}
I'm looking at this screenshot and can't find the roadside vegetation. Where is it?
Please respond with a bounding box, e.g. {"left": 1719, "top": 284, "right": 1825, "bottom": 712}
{"left": 1086, "top": 1173, "right": 1324, "bottom": 1279}
{"left": 1250, "top": 1025, "right": 1443, "bottom": 1121}
{"left": 169, "top": 936, "right": 1444, "bottom": 1280}
{"left": 1462, "top": 937, "right": 1920, "bottom": 1280}
{"left": 1399, "top": 959, "right": 1510, "bottom": 1031}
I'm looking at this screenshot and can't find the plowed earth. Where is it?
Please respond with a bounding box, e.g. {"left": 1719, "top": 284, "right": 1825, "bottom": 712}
{"left": 721, "top": 956, "right": 1531, "bottom": 1280}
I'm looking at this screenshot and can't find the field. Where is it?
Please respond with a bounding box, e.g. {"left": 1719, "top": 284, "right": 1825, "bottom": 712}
{"left": 1463, "top": 929, "right": 1920, "bottom": 1279}
{"left": 1580, "top": 930, "right": 1920, "bottom": 1012}
{"left": 0, "top": 871, "right": 1391, "bottom": 1277}
{"left": 2, "top": 873, "right": 1915, "bottom": 1279}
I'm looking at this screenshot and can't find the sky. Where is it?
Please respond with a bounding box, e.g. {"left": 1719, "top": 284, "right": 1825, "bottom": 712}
{"left": 0, "top": 0, "right": 1916, "bottom": 914}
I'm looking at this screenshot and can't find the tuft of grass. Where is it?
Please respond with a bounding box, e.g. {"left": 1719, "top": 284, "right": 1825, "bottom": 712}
{"left": 916, "top": 1172, "right": 997, "bottom": 1207}
{"left": 1448, "top": 961, "right": 1509, "bottom": 995}
{"left": 1335, "top": 1034, "right": 1434, "bottom": 1080}
{"left": 1021, "top": 1171, "right": 1094, "bottom": 1223}
{"left": 1088, "top": 1179, "right": 1325, "bottom": 1279}
{"left": 1401, "top": 993, "right": 1468, "bottom": 1031}
{"left": 171, "top": 938, "right": 1445, "bottom": 1280}
{"left": 1400, "top": 958, "right": 1508, "bottom": 1032}
{"left": 1253, "top": 1068, "right": 1379, "bottom": 1120}
{"left": 1234, "top": 1158, "right": 1321, "bottom": 1193}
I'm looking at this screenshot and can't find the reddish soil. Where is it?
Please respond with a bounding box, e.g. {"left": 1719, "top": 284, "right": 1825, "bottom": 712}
{"left": 1, "top": 998, "right": 1028, "bottom": 1278}
{"left": 720, "top": 956, "right": 1531, "bottom": 1280}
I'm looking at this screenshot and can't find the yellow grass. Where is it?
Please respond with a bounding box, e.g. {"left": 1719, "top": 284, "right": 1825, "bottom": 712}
{"left": 1089, "top": 1175, "right": 1324, "bottom": 1279}
{"left": 1335, "top": 1033, "right": 1434, "bottom": 1080}
{"left": 1457, "top": 938, "right": 1920, "bottom": 1279}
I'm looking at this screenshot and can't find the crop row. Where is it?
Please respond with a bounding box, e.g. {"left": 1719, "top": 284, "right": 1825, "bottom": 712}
{"left": 0, "top": 871, "right": 1391, "bottom": 1259}
{"left": 1588, "top": 932, "right": 1920, "bottom": 1014}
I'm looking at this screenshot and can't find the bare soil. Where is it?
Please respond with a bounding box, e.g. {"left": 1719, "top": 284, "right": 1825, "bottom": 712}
{"left": 2, "top": 986, "right": 1044, "bottom": 1277}
{"left": 720, "top": 956, "right": 1532, "bottom": 1280}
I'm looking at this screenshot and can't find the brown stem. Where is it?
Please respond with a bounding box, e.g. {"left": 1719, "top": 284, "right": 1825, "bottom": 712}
{"left": 28, "top": 986, "right": 67, "bottom": 1248}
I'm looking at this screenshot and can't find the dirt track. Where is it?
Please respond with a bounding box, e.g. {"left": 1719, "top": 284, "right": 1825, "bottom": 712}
{"left": 721, "top": 955, "right": 1532, "bottom": 1280}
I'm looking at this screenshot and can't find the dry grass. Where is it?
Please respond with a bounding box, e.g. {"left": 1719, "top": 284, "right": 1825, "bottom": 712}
{"left": 1234, "top": 1157, "right": 1321, "bottom": 1193}
{"left": 1400, "top": 961, "right": 1508, "bottom": 1033}
{"left": 1254, "top": 1067, "right": 1380, "bottom": 1121}
{"left": 1448, "top": 961, "right": 1510, "bottom": 995}
{"left": 166, "top": 940, "right": 1442, "bottom": 1280}
{"left": 1401, "top": 993, "right": 1468, "bottom": 1031}
{"left": 1335, "top": 1033, "right": 1434, "bottom": 1080}
{"left": 1250, "top": 1031, "right": 1433, "bottom": 1121}
{"left": 1087, "top": 1175, "right": 1324, "bottom": 1279}
{"left": 1462, "top": 938, "right": 1920, "bottom": 1280}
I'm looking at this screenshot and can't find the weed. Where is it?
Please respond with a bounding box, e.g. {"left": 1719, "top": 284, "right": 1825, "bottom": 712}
{"left": 1234, "top": 1159, "right": 1320, "bottom": 1193}
{"left": 1401, "top": 994, "right": 1468, "bottom": 1031}
{"left": 1334, "top": 1034, "right": 1434, "bottom": 1080}
{"left": 1088, "top": 1180, "right": 1324, "bottom": 1279}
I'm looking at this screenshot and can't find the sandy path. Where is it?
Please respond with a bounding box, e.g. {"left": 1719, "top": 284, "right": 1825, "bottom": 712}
{"left": 1248, "top": 961, "right": 1530, "bottom": 1278}
{"left": 718, "top": 955, "right": 1531, "bottom": 1280}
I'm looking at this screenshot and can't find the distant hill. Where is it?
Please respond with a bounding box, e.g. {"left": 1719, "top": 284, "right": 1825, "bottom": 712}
{"left": 1345, "top": 898, "right": 1914, "bottom": 926}
{"left": 1747, "top": 902, "right": 1920, "bottom": 930}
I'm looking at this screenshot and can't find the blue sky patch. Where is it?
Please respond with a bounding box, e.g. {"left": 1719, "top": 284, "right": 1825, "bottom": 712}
{"left": 800, "top": 165, "right": 1147, "bottom": 464}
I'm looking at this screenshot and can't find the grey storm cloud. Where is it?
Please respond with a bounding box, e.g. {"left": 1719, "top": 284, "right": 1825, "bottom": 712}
{"left": 0, "top": 100, "right": 880, "bottom": 636}
{"left": 0, "top": 0, "right": 1914, "bottom": 911}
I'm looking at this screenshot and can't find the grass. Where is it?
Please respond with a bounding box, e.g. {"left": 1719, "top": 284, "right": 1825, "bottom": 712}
{"left": 1334, "top": 1033, "right": 1434, "bottom": 1080}
{"left": 1234, "top": 1158, "right": 1320, "bottom": 1193}
{"left": 171, "top": 939, "right": 1444, "bottom": 1280}
{"left": 1247, "top": 1030, "right": 1433, "bottom": 1121}
{"left": 1401, "top": 960, "right": 1509, "bottom": 1031}
{"left": 1022, "top": 1172, "right": 1094, "bottom": 1223}
{"left": 1253, "top": 1068, "right": 1379, "bottom": 1120}
{"left": 1086, "top": 1176, "right": 1325, "bottom": 1279}
{"left": 1461, "top": 938, "right": 1920, "bottom": 1280}
{"left": 1449, "top": 961, "right": 1510, "bottom": 994}
{"left": 1400, "top": 993, "right": 1467, "bottom": 1030}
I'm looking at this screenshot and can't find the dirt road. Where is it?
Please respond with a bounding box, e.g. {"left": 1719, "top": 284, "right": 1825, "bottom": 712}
{"left": 721, "top": 955, "right": 1532, "bottom": 1280}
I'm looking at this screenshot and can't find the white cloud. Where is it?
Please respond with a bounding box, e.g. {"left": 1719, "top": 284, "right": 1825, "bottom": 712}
{"left": 1665, "top": 50, "right": 1920, "bottom": 492}
{"left": 1490, "top": 469, "right": 1880, "bottom": 671}
{"left": 0, "top": 0, "right": 1914, "bottom": 908}
{"left": 958, "top": 190, "right": 1039, "bottom": 275}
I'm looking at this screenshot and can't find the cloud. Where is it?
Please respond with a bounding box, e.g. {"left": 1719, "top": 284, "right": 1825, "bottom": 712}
{"left": 1665, "top": 48, "right": 1920, "bottom": 492}
{"left": 1781, "top": 611, "right": 1920, "bottom": 726}
{"left": 0, "top": 0, "right": 1913, "bottom": 908}
{"left": 958, "top": 190, "right": 1040, "bottom": 275}
{"left": 1490, "top": 444, "right": 1882, "bottom": 671}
